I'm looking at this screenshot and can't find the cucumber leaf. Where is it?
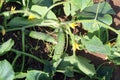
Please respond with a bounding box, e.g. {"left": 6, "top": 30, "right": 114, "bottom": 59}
{"left": 81, "top": 36, "right": 111, "bottom": 55}
{"left": 32, "top": 0, "right": 53, "bottom": 7}
{"left": 26, "top": 70, "right": 50, "bottom": 80}
{"left": 0, "top": 39, "right": 14, "bottom": 56}
{"left": 57, "top": 55, "right": 96, "bottom": 77}
{"left": 31, "top": 5, "right": 57, "bottom": 20}
{"left": 76, "top": 1, "right": 115, "bottom": 19}
{"left": 81, "top": 14, "right": 112, "bottom": 33}
{"left": 0, "top": 60, "right": 15, "bottom": 80}
{"left": 63, "top": 0, "right": 93, "bottom": 16}
{"left": 8, "top": 17, "right": 42, "bottom": 27}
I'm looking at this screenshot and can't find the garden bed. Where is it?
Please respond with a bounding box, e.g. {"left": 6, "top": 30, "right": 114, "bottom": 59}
{"left": 0, "top": 0, "right": 120, "bottom": 80}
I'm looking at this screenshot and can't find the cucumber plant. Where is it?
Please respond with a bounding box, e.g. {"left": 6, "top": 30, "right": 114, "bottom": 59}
{"left": 0, "top": 0, "right": 120, "bottom": 80}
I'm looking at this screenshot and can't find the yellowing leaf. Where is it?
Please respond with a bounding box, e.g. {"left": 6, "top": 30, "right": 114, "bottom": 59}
{"left": 69, "top": 23, "right": 77, "bottom": 29}
{"left": 73, "top": 41, "right": 80, "bottom": 52}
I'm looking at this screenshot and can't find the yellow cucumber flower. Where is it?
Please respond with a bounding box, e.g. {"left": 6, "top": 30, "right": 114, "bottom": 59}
{"left": 105, "top": 56, "right": 108, "bottom": 60}
{"left": 11, "top": 6, "right": 16, "bottom": 11}
{"left": 69, "top": 22, "right": 77, "bottom": 29}
{"left": 73, "top": 41, "right": 80, "bottom": 52}
{"left": 108, "top": 42, "right": 116, "bottom": 47}
{"left": 28, "top": 14, "right": 35, "bottom": 20}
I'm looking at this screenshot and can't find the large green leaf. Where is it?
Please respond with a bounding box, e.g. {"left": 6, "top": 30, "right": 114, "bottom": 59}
{"left": 71, "top": 0, "right": 93, "bottom": 11}
{"left": 5, "top": 0, "right": 22, "bottom": 3}
{"left": 0, "top": 39, "right": 14, "bottom": 56}
{"left": 64, "top": 66, "right": 74, "bottom": 77}
{"left": 83, "top": 2, "right": 115, "bottom": 15}
{"left": 82, "top": 21, "right": 100, "bottom": 33}
{"left": 57, "top": 55, "right": 96, "bottom": 77}
{"left": 29, "top": 31, "right": 57, "bottom": 44}
{"left": 76, "top": 2, "right": 114, "bottom": 32}
{"left": 0, "top": 60, "right": 15, "bottom": 80}
{"left": 81, "top": 36, "right": 111, "bottom": 55}
{"left": 7, "top": 17, "right": 42, "bottom": 27}
{"left": 81, "top": 14, "right": 112, "bottom": 33}
{"left": 98, "top": 14, "right": 112, "bottom": 25}
{"left": 63, "top": 2, "right": 71, "bottom": 16}
{"left": 26, "top": 70, "right": 50, "bottom": 80}
{"left": 63, "top": 1, "right": 80, "bottom": 16}
{"left": 32, "top": 0, "right": 53, "bottom": 7}
{"left": 86, "top": 27, "right": 108, "bottom": 43}
{"left": 63, "top": 0, "right": 93, "bottom": 16}
{"left": 53, "top": 0, "right": 61, "bottom": 3}
{"left": 31, "top": 5, "right": 57, "bottom": 20}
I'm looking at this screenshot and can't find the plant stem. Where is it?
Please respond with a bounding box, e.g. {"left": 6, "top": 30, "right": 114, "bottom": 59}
{"left": 96, "top": 61, "right": 109, "bottom": 72}
{"left": 42, "top": 1, "right": 67, "bottom": 19}
{"left": 11, "top": 49, "right": 45, "bottom": 64}
{"left": 96, "top": 20, "right": 120, "bottom": 35}
{"left": 12, "top": 54, "right": 21, "bottom": 67}
{"left": 0, "top": 20, "right": 56, "bottom": 33}
{"left": 21, "top": 28, "right": 25, "bottom": 71}
{"left": 3, "top": 18, "right": 7, "bottom": 29}
{"left": 22, "top": 0, "right": 26, "bottom": 7}
{"left": 94, "top": 1, "right": 101, "bottom": 20}
{"left": 65, "top": 33, "right": 69, "bottom": 52}
{"left": 2, "top": 24, "right": 37, "bottom": 32}
{"left": 66, "top": 25, "right": 76, "bottom": 56}
{"left": 1, "top": 19, "right": 119, "bottom": 36}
